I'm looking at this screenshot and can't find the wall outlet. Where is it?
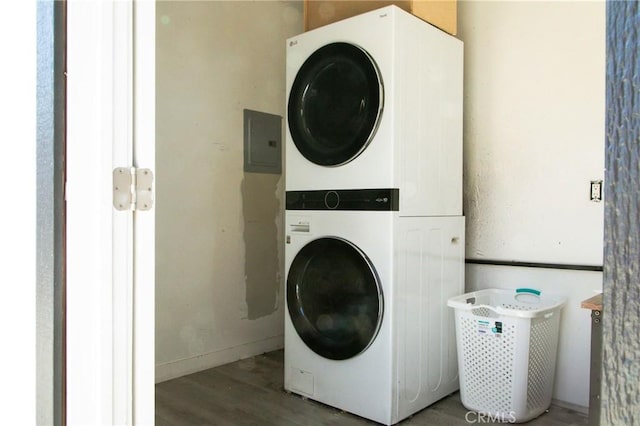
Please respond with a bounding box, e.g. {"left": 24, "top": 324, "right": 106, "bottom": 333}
{"left": 590, "top": 180, "right": 603, "bottom": 202}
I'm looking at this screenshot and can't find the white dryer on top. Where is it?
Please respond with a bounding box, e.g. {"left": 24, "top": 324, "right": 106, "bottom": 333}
{"left": 285, "top": 5, "right": 463, "bottom": 217}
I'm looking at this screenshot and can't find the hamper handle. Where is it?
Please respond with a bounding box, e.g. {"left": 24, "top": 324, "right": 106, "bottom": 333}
{"left": 470, "top": 304, "right": 501, "bottom": 317}
{"left": 516, "top": 288, "right": 541, "bottom": 296}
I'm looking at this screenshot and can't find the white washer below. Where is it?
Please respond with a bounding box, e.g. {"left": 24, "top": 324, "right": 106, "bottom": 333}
{"left": 284, "top": 210, "right": 464, "bottom": 425}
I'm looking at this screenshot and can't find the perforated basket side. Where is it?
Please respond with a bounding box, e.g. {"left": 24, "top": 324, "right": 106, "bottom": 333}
{"left": 456, "top": 310, "right": 521, "bottom": 415}
{"left": 525, "top": 311, "right": 561, "bottom": 415}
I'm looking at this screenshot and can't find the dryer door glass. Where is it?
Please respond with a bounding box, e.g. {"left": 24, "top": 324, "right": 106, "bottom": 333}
{"left": 287, "top": 237, "right": 383, "bottom": 360}
{"left": 288, "top": 42, "right": 383, "bottom": 166}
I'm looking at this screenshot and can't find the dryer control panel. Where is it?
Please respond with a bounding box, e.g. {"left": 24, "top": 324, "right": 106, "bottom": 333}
{"left": 286, "top": 188, "right": 399, "bottom": 211}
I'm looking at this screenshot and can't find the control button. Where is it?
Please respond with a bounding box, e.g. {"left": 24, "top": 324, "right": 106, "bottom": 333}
{"left": 324, "top": 191, "right": 340, "bottom": 209}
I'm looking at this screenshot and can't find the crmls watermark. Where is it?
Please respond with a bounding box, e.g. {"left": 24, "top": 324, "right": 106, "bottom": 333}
{"left": 465, "top": 410, "right": 517, "bottom": 423}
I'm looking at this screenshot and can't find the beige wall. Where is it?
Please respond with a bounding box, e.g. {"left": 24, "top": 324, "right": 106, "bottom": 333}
{"left": 460, "top": 0, "right": 605, "bottom": 265}
{"left": 155, "top": 1, "right": 303, "bottom": 381}
{"left": 458, "top": 0, "right": 605, "bottom": 409}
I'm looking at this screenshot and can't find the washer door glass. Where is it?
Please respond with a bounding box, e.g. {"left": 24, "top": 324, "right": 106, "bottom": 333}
{"left": 288, "top": 42, "right": 383, "bottom": 166}
{"left": 287, "top": 237, "right": 384, "bottom": 360}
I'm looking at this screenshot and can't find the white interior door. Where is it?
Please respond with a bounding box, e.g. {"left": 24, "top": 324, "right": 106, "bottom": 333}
{"left": 66, "top": 1, "right": 154, "bottom": 424}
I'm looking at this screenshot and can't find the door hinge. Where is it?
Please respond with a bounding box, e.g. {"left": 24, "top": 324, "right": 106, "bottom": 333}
{"left": 113, "top": 167, "right": 154, "bottom": 211}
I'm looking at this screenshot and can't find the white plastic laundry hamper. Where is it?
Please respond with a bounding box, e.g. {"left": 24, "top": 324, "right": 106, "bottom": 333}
{"left": 447, "top": 288, "right": 566, "bottom": 423}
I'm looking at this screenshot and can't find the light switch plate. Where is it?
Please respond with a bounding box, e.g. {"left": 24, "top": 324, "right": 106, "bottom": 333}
{"left": 590, "top": 180, "right": 603, "bottom": 202}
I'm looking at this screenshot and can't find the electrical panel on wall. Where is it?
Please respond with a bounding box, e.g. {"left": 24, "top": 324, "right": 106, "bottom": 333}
{"left": 243, "top": 109, "right": 282, "bottom": 174}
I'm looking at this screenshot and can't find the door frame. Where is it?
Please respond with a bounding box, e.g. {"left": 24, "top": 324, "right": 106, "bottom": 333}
{"left": 66, "top": 0, "right": 154, "bottom": 424}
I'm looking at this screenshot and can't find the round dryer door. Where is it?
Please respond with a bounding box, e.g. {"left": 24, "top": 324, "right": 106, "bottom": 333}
{"left": 288, "top": 42, "right": 383, "bottom": 166}
{"left": 287, "top": 237, "right": 384, "bottom": 360}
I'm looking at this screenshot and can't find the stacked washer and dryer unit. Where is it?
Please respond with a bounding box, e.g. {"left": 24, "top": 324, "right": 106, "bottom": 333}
{"left": 284, "top": 6, "right": 464, "bottom": 425}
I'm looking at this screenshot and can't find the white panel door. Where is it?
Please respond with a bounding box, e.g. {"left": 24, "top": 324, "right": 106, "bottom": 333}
{"left": 66, "top": 1, "right": 154, "bottom": 424}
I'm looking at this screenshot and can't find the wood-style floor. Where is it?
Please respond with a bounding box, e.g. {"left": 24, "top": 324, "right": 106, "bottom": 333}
{"left": 156, "top": 350, "right": 588, "bottom": 425}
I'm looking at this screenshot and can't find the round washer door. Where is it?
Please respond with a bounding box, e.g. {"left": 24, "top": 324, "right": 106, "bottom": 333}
{"left": 287, "top": 237, "right": 384, "bottom": 360}
{"left": 288, "top": 42, "right": 383, "bottom": 167}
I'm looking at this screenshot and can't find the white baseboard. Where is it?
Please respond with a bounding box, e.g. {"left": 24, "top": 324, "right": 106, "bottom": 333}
{"left": 155, "top": 334, "right": 284, "bottom": 383}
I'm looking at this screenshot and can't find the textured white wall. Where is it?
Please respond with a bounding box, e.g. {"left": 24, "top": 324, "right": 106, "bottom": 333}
{"left": 155, "top": 1, "right": 303, "bottom": 381}
{"left": 460, "top": 0, "right": 605, "bottom": 265}
{"left": 458, "top": 0, "right": 605, "bottom": 409}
